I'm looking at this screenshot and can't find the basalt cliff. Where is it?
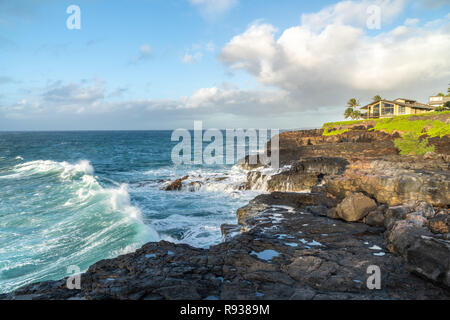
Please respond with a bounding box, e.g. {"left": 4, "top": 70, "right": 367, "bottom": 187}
{"left": 2, "top": 116, "right": 450, "bottom": 300}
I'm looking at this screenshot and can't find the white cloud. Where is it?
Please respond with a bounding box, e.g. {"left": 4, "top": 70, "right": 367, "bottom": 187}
{"left": 189, "top": 0, "right": 238, "bottom": 19}
{"left": 43, "top": 81, "right": 104, "bottom": 104}
{"left": 182, "top": 42, "right": 215, "bottom": 64}
{"left": 182, "top": 50, "right": 203, "bottom": 64}
{"left": 220, "top": 7, "right": 450, "bottom": 108}
{"left": 205, "top": 41, "right": 215, "bottom": 52}
{"left": 130, "top": 44, "right": 152, "bottom": 64}
{"left": 404, "top": 18, "right": 419, "bottom": 26}
{"left": 1, "top": 79, "right": 293, "bottom": 122}
{"left": 140, "top": 44, "right": 151, "bottom": 55}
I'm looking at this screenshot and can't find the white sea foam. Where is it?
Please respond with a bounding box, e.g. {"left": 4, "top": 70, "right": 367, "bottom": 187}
{"left": 147, "top": 163, "right": 292, "bottom": 195}
{"left": 4, "top": 159, "right": 94, "bottom": 181}
{"left": 175, "top": 165, "right": 249, "bottom": 194}
{"left": 373, "top": 252, "right": 386, "bottom": 256}
{"left": 245, "top": 165, "right": 293, "bottom": 192}
{"left": 5, "top": 159, "right": 158, "bottom": 238}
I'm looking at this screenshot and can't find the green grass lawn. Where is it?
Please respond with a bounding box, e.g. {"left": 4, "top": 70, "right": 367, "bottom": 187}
{"left": 321, "top": 111, "right": 450, "bottom": 155}
{"left": 322, "top": 111, "right": 450, "bottom": 138}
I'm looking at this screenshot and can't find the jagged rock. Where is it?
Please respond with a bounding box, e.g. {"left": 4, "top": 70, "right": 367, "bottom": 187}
{"left": 416, "top": 201, "right": 436, "bottom": 218}
{"left": 405, "top": 212, "right": 427, "bottom": 228}
{"left": 237, "top": 203, "right": 269, "bottom": 225}
{"left": 245, "top": 157, "right": 348, "bottom": 192}
{"left": 237, "top": 192, "right": 338, "bottom": 224}
{"left": 266, "top": 128, "right": 399, "bottom": 165}
{"left": 363, "top": 204, "right": 387, "bottom": 227}
{"left": 268, "top": 157, "right": 348, "bottom": 192}
{"left": 305, "top": 205, "right": 328, "bottom": 217}
{"left": 387, "top": 218, "right": 450, "bottom": 288}
{"left": 384, "top": 215, "right": 450, "bottom": 289}
{"left": 164, "top": 175, "right": 188, "bottom": 191}
{"left": 327, "top": 208, "right": 339, "bottom": 219}
{"left": 335, "top": 193, "right": 377, "bottom": 222}
{"left": 428, "top": 214, "right": 450, "bottom": 234}
{"left": 325, "top": 160, "right": 450, "bottom": 207}
{"left": 364, "top": 211, "right": 385, "bottom": 227}
{"left": 220, "top": 224, "right": 243, "bottom": 241}
{"left": 386, "top": 220, "right": 431, "bottom": 256}
{"left": 384, "top": 205, "right": 414, "bottom": 230}
{"left": 406, "top": 236, "right": 450, "bottom": 288}
{"left": 265, "top": 172, "right": 318, "bottom": 192}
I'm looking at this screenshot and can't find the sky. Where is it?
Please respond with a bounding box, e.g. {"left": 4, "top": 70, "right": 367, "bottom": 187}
{"left": 0, "top": 0, "right": 449, "bottom": 130}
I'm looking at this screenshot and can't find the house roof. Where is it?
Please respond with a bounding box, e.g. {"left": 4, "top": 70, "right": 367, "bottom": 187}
{"left": 361, "top": 99, "right": 434, "bottom": 110}
{"left": 395, "top": 98, "right": 416, "bottom": 102}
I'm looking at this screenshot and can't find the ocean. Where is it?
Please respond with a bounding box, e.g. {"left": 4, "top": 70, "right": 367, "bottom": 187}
{"left": 0, "top": 131, "right": 262, "bottom": 293}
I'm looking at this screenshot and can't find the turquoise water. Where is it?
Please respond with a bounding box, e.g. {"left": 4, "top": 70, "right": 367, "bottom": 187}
{"left": 0, "top": 131, "right": 259, "bottom": 293}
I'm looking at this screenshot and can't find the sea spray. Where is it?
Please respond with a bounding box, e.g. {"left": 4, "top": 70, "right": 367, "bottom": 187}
{"left": 0, "top": 159, "right": 158, "bottom": 293}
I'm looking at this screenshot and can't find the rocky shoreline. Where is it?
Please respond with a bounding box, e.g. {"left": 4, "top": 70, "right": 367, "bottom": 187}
{"left": 2, "top": 122, "right": 449, "bottom": 300}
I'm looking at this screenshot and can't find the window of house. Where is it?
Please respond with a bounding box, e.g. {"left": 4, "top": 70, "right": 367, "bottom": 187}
{"left": 372, "top": 104, "right": 380, "bottom": 117}
{"left": 399, "top": 106, "right": 406, "bottom": 114}
{"left": 381, "top": 103, "right": 394, "bottom": 115}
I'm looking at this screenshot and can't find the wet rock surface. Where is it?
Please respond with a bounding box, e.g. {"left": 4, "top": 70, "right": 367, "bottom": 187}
{"left": 163, "top": 175, "right": 189, "bottom": 191}
{"left": 247, "top": 157, "right": 349, "bottom": 192}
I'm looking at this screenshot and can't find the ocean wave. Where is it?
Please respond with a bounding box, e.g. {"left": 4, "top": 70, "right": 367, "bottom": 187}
{"left": 0, "top": 159, "right": 159, "bottom": 293}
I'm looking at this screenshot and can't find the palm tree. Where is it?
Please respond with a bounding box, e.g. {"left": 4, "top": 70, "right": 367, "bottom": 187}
{"left": 347, "top": 98, "right": 359, "bottom": 109}
{"left": 344, "top": 98, "right": 360, "bottom": 119}
{"left": 372, "top": 95, "right": 382, "bottom": 102}
{"left": 344, "top": 107, "right": 354, "bottom": 119}
{"left": 352, "top": 110, "right": 362, "bottom": 120}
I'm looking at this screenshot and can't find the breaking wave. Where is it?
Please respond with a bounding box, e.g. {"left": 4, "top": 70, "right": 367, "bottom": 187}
{"left": 0, "top": 159, "right": 159, "bottom": 293}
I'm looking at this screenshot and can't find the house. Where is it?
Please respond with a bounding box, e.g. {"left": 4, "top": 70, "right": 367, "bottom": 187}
{"left": 361, "top": 98, "right": 434, "bottom": 119}
{"left": 429, "top": 95, "right": 450, "bottom": 108}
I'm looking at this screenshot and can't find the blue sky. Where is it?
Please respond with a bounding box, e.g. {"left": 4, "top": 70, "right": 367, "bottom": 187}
{"left": 0, "top": 0, "right": 449, "bottom": 130}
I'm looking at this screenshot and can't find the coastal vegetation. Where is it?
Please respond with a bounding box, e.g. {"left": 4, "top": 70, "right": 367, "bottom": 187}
{"left": 393, "top": 132, "right": 435, "bottom": 155}
{"left": 435, "top": 101, "right": 450, "bottom": 112}
{"left": 344, "top": 98, "right": 362, "bottom": 120}
{"left": 322, "top": 111, "right": 450, "bottom": 155}
{"left": 344, "top": 95, "right": 382, "bottom": 120}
